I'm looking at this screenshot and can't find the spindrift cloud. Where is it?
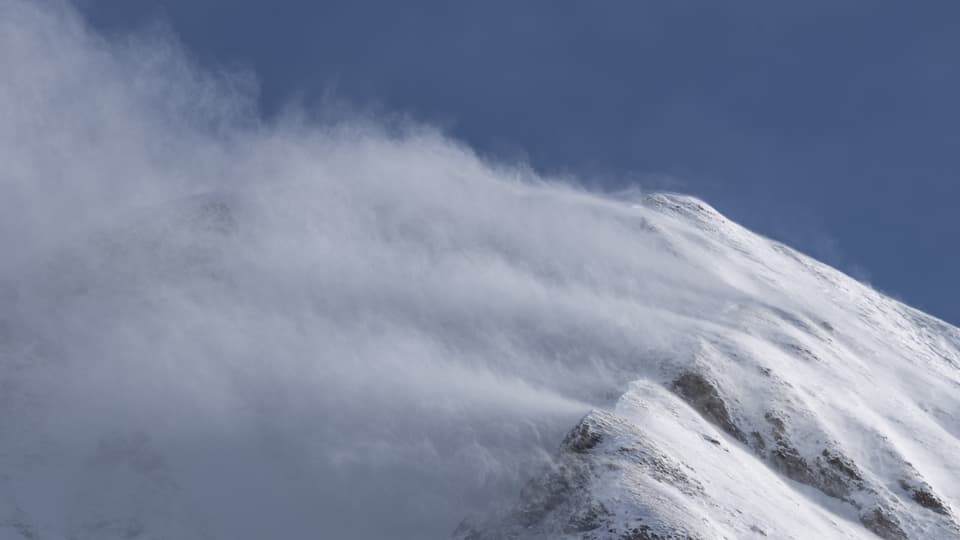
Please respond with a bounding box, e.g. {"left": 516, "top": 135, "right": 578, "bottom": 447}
{"left": 2, "top": 2, "right": 959, "bottom": 539}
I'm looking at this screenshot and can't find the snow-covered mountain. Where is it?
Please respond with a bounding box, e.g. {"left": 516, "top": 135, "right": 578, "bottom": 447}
{"left": 4, "top": 189, "right": 959, "bottom": 540}
{"left": 2, "top": 1, "right": 960, "bottom": 539}
{"left": 453, "top": 194, "right": 960, "bottom": 540}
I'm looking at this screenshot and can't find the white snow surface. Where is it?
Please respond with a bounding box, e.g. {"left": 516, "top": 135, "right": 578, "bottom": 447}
{"left": 2, "top": 2, "right": 960, "bottom": 539}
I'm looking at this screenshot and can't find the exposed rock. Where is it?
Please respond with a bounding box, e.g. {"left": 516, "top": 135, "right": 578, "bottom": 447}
{"left": 860, "top": 507, "right": 908, "bottom": 540}
{"left": 763, "top": 412, "right": 786, "bottom": 438}
{"left": 758, "top": 413, "right": 868, "bottom": 501}
{"left": 701, "top": 434, "right": 721, "bottom": 446}
{"left": 619, "top": 524, "right": 698, "bottom": 540}
{"left": 821, "top": 449, "right": 863, "bottom": 482}
{"left": 749, "top": 431, "right": 766, "bottom": 450}
{"left": 899, "top": 479, "right": 951, "bottom": 516}
{"left": 770, "top": 443, "right": 812, "bottom": 482}
{"left": 812, "top": 449, "right": 865, "bottom": 499}
{"left": 562, "top": 419, "right": 603, "bottom": 454}
{"left": 671, "top": 372, "right": 746, "bottom": 443}
{"left": 911, "top": 489, "right": 950, "bottom": 516}
{"left": 762, "top": 413, "right": 813, "bottom": 485}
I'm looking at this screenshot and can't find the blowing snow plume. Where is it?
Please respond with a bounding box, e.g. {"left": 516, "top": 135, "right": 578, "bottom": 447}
{"left": 3, "top": 2, "right": 960, "bottom": 539}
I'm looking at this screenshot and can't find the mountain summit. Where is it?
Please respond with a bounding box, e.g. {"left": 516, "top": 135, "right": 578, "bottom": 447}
{"left": 455, "top": 195, "right": 960, "bottom": 540}
{"left": 3, "top": 3, "right": 959, "bottom": 537}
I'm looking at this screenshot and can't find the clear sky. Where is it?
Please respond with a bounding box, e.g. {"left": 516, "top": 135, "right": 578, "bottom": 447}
{"left": 77, "top": 0, "right": 960, "bottom": 325}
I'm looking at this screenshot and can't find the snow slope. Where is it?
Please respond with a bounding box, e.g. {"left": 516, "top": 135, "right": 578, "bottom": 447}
{"left": 3, "top": 2, "right": 960, "bottom": 539}
{"left": 455, "top": 195, "right": 960, "bottom": 540}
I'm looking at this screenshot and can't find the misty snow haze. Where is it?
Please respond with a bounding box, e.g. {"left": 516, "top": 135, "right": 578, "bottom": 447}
{"left": 0, "top": 2, "right": 690, "bottom": 536}
{"left": 3, "top": 2, "right": 960, "bottom": 539}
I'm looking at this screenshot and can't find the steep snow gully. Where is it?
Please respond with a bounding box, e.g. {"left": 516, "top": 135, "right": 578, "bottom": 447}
{"left": 3, "top": 1, "right": 960, "bottom": 539}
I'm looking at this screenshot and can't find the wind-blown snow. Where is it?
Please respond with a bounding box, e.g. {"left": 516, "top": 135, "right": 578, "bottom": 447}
{"left": 2, "top": 2, "right": 959, "bottom": 539}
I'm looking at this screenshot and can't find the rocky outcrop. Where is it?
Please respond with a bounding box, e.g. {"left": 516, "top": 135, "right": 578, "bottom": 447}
{"left": 670, "top": 372, "right": 746, "bottom": 443}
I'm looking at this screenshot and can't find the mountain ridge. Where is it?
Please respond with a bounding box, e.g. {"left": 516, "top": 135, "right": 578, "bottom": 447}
{"left": 452, "top": 194, "right": 960, "bottom": 540}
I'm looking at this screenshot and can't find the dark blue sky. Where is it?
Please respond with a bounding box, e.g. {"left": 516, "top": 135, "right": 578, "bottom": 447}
{"left": 77, "top": 0, "right": 960, "bottom": 325}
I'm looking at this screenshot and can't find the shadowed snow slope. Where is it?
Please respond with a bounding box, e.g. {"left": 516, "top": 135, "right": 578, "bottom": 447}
{"left": 2, "top": 2, "right": 960, "bottom": 539}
